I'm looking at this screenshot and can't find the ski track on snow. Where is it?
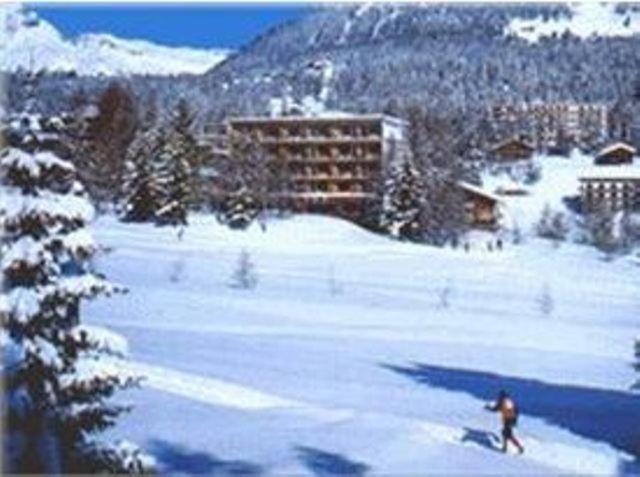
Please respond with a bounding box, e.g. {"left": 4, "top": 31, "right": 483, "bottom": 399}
{"left": 130, "top": 361, "right": 624, "bottom": 475}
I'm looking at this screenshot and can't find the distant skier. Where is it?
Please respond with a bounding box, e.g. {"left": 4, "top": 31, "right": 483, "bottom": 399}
{"left": 485, "top": 390, "right": 524, "bottom": 454}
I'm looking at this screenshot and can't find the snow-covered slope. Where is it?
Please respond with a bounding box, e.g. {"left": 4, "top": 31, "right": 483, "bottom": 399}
{"left": 506, "top": 3, "right": 640, "bottom": 42}
{"left": 482, "top": 150, "right": 640, "bottom": 248}
{"left": 0, "top": 4, "right": 229, "bottom": 76}
{"left": 482, "top": 151, "right": 591, "bottom": 234}
{"left": 86, "top": 213, "right": 640, "bottom": 474}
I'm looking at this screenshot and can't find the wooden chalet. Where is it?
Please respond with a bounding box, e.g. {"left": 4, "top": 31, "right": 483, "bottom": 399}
{"left": 457, "top": 181, "right": 502, "bottom": 229}
{"left": 489, "top": 138, "right": 535, "bottom": 162}
{"left": 594, "top": 142, "right": 636, "bottom": 166}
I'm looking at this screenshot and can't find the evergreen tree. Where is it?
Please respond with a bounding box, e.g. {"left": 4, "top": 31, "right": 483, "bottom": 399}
{"left": 402, "top": 104, "right": 470, "bottom": 245}
{"left": 585, "top": 208, "right": 618, "bottom": 255}
{"left": 218, "top": 186, "right": 260, "bottom": 230}
{"left": 229, "top": 249, "right": 258, "bottom": 290}
{"left": 380, "top": 158, "right": 425, "bottom": 241}
{"left": 156, "top": 130, "right": 192, "bottom": 226}
{"left": 154, "top": 99, "right": 204, "bottom": 225}
{"left": 536, "top": 204, "right": 569, "bottom": 243}
{"left": 121, "top": 127, "right": 164, "bottom": 223}
{"left": 217, "top": 132, "right": 267, "bottom": 229}
{"left": 1, "top": 81, "right": 151, "bottom": 473}
{"left": 536, "top": 282, "right": 554, "bottom": 316}
{"left": 168, "top": 98, "right": 203, "bottom": 208}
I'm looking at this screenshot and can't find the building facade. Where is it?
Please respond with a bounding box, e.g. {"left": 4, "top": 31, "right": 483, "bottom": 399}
{"left": 491, "top": 102, "right": 608, "bottom": 151}
{"left": 579, "top": 167, "right": 640, "bottom": 211}
{"left": 216, "top": 114, "right": 408, "bottom": 219}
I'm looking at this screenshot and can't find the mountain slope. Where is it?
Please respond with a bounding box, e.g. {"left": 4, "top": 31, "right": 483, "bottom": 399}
{"left": 507, "top": 3, "right": 640, "bottom": 42}
{"left": 6, "top": 3, "right": 640, "bottom": 126}
{"left": 1, "top": 5, "right": 229, "bottom": 76}
{"left": 200, "top": 3, "right": 640, "bottom": 119}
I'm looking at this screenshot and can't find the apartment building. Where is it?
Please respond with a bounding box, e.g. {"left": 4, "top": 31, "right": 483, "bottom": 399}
{"left": 215, "top": 114, "right": 408, "bottom": 219}
{"left": 579, "top": 166, "right": 640, "bottom": 211}
{"left": 491, "top": 101, "right": 608, "bottom": 151}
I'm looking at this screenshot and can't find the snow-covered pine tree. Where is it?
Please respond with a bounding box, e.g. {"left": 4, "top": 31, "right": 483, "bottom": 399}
{"left": 1, "top": 97, "right": 152, "bottom": 472}
{"left": 217, "top": 132, "right": 265, "bottom": 229}
{"left": 155, "top": 100, "right": 201, "bottom": 226}
{"left": 168, "top": 98, "right": 203, "bottom": 207}
{"left": 153, "top": 129, "right": 191, "bottom": 226}
{"left": 121, "top": 126, "right": 164, "bottom": 223}
{"left": 380, "top": 158, "right": 425, "bottom": 241}
{"left": 156, "top": 141, "right": 191, "bottom": 226}
{"left": 536, "top": 282, "right": 554, "bottom": 316}
{"left": 536, "top": 204, "right": 569, "bottom": 244}
{"left": 401, "top": 104, "right": 469, "bottom": 246}
{"left": 229, "top": 249, "right": 258, "bottom": 290}
{"left": 585, "top": 207, "right": 618, "bottom": 255}
{"left": 218, "top": 186, "right": 260, "bottom": 230}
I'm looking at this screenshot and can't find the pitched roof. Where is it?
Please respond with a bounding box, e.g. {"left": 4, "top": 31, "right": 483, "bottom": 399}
{"left": 490, "top": 137, "right": 535, "bottom": 152}
{"left": 596, "top": 142, "right": 636, "bottom": 158}
{"left": 457, "top": 181, "right": 502, "bottom": 203}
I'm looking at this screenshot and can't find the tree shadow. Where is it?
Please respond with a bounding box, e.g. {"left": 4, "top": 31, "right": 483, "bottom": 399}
{"left": 382, "top": 362, "right": 640, "bottom": 457}
{"left": 460, "top": 427, "right": 501, "bottom": 452}
{"left": 294, "top": 446, "right": 369, "bottom": 476}
{"left": 149, "top": 440, "right": 263, "bottom": 475}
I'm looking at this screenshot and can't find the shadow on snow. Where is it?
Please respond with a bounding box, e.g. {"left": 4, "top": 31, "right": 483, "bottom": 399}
{"left": 294, "top": 446, "right": 370, "bottom": 476}
{"left": 148, "top": 440, "right": 263, "bottom": 475}
{"left": 382, "top": 362, "right": 640, "bottom": 458}
{"left": 460, "top": 427, "right": 502, "bottom": 452}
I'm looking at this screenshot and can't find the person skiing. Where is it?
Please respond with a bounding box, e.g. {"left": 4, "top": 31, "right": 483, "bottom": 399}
{"left": 485, "top": 390, "right": 524, "bottom": 454}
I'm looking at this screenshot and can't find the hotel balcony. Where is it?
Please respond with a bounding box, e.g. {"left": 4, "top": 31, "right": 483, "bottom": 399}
{"left": 291, "top": 174, "right": 371, "bottom": 182}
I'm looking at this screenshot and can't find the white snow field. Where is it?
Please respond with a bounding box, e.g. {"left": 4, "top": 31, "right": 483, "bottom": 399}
{"left": 87, "top": 201, "right": 640, "bottom": 475}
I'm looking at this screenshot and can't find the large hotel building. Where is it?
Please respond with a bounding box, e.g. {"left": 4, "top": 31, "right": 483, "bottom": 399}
{"left": 491, "top": 101, "right": 609, "bottom": 150}
{"left": 206, "top": 114, "right": 408, "bottom": 218}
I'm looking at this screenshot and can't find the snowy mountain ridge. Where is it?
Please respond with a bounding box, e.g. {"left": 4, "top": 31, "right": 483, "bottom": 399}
{"left": 0, "top": 4, "right": 230, "bottom": 76}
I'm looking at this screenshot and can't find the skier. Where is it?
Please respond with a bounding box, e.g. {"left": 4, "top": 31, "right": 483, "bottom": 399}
{"left": 485, "top": 390, "right": 524, "bottom": 454}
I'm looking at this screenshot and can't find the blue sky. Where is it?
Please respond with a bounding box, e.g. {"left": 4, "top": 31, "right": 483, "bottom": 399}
{"left": 32, "top": 4, "right": 312, "bottom": 49}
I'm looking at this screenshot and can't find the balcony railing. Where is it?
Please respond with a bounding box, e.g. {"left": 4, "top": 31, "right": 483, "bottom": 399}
{"left": 280, "top": 155, "right": 380, "bottom": 164}
{"left": 258, "top": 135, "right": 381, "bottom": 144}
{"left": 291, "top": 175, "right": 371, "bottom": 182}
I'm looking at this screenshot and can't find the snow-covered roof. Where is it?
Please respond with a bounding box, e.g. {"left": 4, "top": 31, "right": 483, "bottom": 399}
{"left": 579, "top": 165, "right": 640, "bottom": 181}
{"left": 229, "top": 113, "right": 406, "bottom": 125}
{"left": 596, "top": 142, "right": 636, "bottom": 158}
{"left": 490, "top": 137, "right": 535, "bottom": 151}
{"left": 457, "top": 181, "right": 502, "bottom": 203}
